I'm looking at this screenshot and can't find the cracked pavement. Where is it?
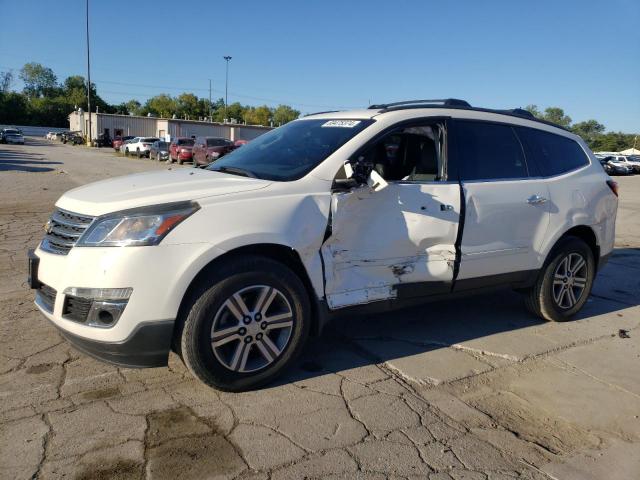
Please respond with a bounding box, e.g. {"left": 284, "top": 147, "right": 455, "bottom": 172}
{"left": 1, "top": 139, "right": 639, "bottom": 480}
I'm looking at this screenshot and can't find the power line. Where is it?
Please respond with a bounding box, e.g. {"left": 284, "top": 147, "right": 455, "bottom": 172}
{"left": 0, "top": 63, "right": 361, "bottom": 110}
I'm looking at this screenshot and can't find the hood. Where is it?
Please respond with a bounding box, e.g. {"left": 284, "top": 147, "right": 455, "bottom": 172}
{"left": 56, "top": 168, "right": 271, "bottom": 216}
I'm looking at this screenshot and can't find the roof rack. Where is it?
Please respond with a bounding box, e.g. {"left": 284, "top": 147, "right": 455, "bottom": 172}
{"left": 368, "top": 98, "right": 470, "bottom": 109}
{"left": 368, "top": 99, "right": 567, "bottom": 131}
{"left": 304, "top": 110, "right": 339, "bottom": 117}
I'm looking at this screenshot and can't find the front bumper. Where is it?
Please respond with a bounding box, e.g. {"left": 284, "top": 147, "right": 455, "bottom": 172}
{"left": 31, "top": 241, "right": 225, "bottom": 347}
{"left": 52, "top": 319, "right": 174, "bottom": 367}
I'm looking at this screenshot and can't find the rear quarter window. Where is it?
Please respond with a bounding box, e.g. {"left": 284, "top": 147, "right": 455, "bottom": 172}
{"left": 515, "top": 127, "right": 589, "bottom": 177}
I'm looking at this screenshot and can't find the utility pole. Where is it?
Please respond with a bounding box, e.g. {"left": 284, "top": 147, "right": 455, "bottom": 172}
{"left": 223, "top": 56, "right": 232, "bottom": 121}
{"left": 209, "top": 79, "right": 212, "bottom": 121}
{"left": 85, "top": 0, "right": 92, "bottom": 146}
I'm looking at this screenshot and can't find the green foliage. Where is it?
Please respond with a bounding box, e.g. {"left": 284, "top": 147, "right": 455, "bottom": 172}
{"left": 0, "top": 63, "right": 303, "bottom": 128}
{"left": 521, "top": 104, "right": 636, "bottom": 151}
{"left": 19, "top": 62, "right": 57, "bottom": 98}
{"left": 272, "top": 104, "right": 300, "bottom": 126}
{"left": 542, "top": 107, "right": 572, "bottom": 128}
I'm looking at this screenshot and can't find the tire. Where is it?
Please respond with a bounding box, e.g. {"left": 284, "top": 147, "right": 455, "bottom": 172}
{"left": 179, "top": 255, "right": 311, "bottom": 391}
{"left": 156, "top": 153, "right": 162, "bottom": 162}
{"left": 524, "top": 236, "right": 595, "bottom": 322}
{"left": 137, "top": 149, "right": 141, "bottom": 158}
{"left": 125, "top": 148, "right": 129, "bottom": 156}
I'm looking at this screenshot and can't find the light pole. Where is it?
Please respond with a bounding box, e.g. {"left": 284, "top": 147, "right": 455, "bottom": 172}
{"left": 85, "top": 0, "right": 92, "bottom": 145}
{"left": 223, "top": 56, "right": 232, "bottom": 121}
{"left": 208, "top": 79, "right": 212, "bottom": 121}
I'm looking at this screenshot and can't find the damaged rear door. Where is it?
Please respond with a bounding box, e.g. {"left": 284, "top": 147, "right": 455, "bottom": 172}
{"left": 321, "top": 181, "right": 461, "bottom": 309}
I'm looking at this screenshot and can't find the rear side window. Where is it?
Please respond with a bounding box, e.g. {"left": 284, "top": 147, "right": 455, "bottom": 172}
{"left": 515, "top": 127, "right": 589, "bottom": 177}
{"left": 177, "top": 139, "right": 194, "bottom": 146}
{"left": 449, "top": 121, "right": 527, "bottom": 181}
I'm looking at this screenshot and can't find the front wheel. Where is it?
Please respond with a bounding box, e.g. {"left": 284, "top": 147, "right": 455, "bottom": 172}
{"left": 524, "top": 236, "right": 595, "bottom": 322}
{"left": 179, "top": 256, "right": 311, "bottom": 391}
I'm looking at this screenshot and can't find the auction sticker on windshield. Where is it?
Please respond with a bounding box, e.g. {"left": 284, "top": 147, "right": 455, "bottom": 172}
{"left": 322, "top": 120, "right": 362, "bottom": 128}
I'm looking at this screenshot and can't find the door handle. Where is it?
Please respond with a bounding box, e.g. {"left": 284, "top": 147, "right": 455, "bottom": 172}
{"left": 440, "top": 204, "right": 454, "bottom": 211}
{"left": 527, "top": 194, "right": 548, "bottom": 205}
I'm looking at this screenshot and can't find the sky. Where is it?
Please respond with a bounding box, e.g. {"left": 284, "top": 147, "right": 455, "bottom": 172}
{"left": 1, "top": 0, "right": 638, "bottom": 131}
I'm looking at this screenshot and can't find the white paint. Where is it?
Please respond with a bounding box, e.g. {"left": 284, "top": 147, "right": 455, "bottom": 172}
{"left": 35, "top": 108, "right": 617, "bottom": 344}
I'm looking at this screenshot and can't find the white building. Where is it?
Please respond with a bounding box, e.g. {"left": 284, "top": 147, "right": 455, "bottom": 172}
{"left": 68, "top": 111, "right": 272, "bottom": 142}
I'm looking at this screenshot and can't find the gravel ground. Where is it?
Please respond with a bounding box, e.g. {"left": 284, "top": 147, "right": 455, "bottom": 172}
{"left": 1, "top": 138, "right": 639, "bottom": 480}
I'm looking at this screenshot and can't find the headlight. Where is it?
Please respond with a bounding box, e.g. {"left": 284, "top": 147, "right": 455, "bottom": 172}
{"left": 77, "top": 201, "right": 199, "bottom": 247}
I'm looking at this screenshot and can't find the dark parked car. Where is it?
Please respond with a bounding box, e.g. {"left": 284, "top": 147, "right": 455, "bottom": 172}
{"left": 169, "top": 138, "right": 195, "bottom": 164}
{"left": 112, "top": 135, "right": 135, "bottom": 152}
{"left": 62, "top": 131, "right": 84, "bottom": 145}
{"left": 93, "top": 133, "right": 112, "bottom": 148}
{"left": 150, "top": 140, "right": 170, "bottom": 161}
{"left": 191, "top": 137, "right": 235, "bottom": 166}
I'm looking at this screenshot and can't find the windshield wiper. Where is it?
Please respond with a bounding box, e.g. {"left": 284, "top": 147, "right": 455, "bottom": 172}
{"left": 212, "top": 166, "right": 257, "bottom": 178}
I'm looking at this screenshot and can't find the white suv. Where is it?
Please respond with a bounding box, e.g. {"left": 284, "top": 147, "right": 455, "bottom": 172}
{"left": 29, "top": 99, "right": 618, "bottom": 391}
{"left": 125, "top": 137, "right": 159, "bottom": 158}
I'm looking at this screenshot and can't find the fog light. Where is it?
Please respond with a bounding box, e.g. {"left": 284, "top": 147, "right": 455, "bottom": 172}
{"left": 87, "top": 300, "right": 127, "bottom": 327}
{"left": 63, "top": 287, "right": 132, "bottom": 328}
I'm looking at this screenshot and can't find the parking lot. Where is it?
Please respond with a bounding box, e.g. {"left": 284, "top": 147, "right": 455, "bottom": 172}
{"left": 1, "top": 138, "right": 639, "bottom": 479}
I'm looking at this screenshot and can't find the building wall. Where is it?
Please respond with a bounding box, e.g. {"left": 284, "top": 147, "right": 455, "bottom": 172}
{"left": 68, "top": 112, "right": 273, "bottom": 142}
{"left": 95, "top": 114, "right": 157, "bottom": 138}
{"left": 168, "top": 121, "right": 229, "bottom": 139}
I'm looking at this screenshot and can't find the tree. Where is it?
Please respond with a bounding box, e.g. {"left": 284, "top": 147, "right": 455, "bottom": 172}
{"left": 542, "top": 107, "right": 571, "bottom": 128}
{"left": 19, "top": 62, "right": 57, "bottom": 97}
{"left": 0, "top": 71, "right": 13, "bottom": 93}
{"left": 272, "top": 104, "right": 300, "bottom": 125}
{"left": 142, "top": 94, "right": 177, "bottom": 117}
{"left": 524, "top": 104, "right": 541, "bottom": 118}
{"left": 571, "top": 120, "right": 605, "bottom": 145}
{"left": 124, "top": 100, "right": 142, "bottom": 116}
{"left": 214, "top": 102, "right": 245, "bottom": 123}
{"left": 244, "top": 105, "right": 272, "bottom": 126}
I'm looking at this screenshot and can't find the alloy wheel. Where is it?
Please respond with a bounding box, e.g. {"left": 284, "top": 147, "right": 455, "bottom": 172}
{"left": 210, "top": 285, "right": 294, "bottom": 373}
{"left": 552, "top": 253, "right": 588, "bottom": 309}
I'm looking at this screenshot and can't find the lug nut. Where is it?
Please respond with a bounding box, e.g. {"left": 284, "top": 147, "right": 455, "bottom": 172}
{"left": 244, "top": 336, "right": 252, "bottom": 343}
{"left": 261, "top": 321, "right": 267, "bottom": 329}
{"left": 238, "top": 327, "right": 247, "bottom": 335}
{"left": 256, "top": 333, "right": 263, "bottom": 340}
{"left": 243, "top": 316, "right": 252, "bottom": 324}
{"left": 254, "top": 313, "right": 262, "bottom": 321}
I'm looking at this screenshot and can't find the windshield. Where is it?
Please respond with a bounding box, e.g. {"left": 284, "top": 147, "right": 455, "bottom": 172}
{"left": 207, "top": 118, "right": 373, "bottom": 181}
{"left": 177, "top": 139, "right": 194, "bottom": 146}
{"left": 5, "top": 129, "right": 19, "bottom": 135}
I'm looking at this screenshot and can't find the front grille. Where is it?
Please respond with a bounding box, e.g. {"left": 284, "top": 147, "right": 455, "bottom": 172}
{"left": 36, "top": 284, "right": 57, "bottom": 313}
{"left": 63, "top": 295, "right": 92, "bottom": 323}
{"left": 40, "top": 209, "right": 94, "bottom": 255}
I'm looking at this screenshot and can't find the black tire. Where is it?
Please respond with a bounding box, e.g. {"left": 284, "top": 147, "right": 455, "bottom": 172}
{"left": 125, "top": 148, "right": 129, "bottom": 156}
{"left": 137, "top": 148, "right": 141, "bottom": 158}
{"left": 179, "top": 255, "right": 311, "bottom": 391}
{"left": 524, "top": 236, "right": 595, "bottom": 322}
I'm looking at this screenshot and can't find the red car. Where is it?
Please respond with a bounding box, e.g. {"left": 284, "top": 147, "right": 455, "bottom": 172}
{"left": 169, "top": 137, "right": 195, "bottom": 164}
{"left": 192, "top": 136, "right": 236, "bottom": 166}
{"left": 112, "top": 135, "right": 135, "bottom": 152}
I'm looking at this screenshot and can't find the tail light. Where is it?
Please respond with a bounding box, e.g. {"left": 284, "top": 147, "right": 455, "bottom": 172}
{"left": 606, "top": 180, "right": 619, "bottom": 197}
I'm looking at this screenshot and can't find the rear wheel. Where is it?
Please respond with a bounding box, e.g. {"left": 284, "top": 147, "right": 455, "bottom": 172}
{"left": 137, "top": 148, "right": 141, "bottom": 158}
{"left": 179, "top": 256, "right": 311, "bottom": 391}
{"left": 125, "top": 148, "right": 129, "bottom": 156}
{"left": 524, "top": 236, "right": 595, "bottom": 322}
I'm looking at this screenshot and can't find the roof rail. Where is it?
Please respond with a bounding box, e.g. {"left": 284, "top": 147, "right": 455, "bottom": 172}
{"left": 368, "top": 98, "right": 471, "bottom": 110}
{"left": 367, "top": 99, "right": 568, "bottom": 131}
{"left": 304, "top": 110, "right": 339, "bottom": 117}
